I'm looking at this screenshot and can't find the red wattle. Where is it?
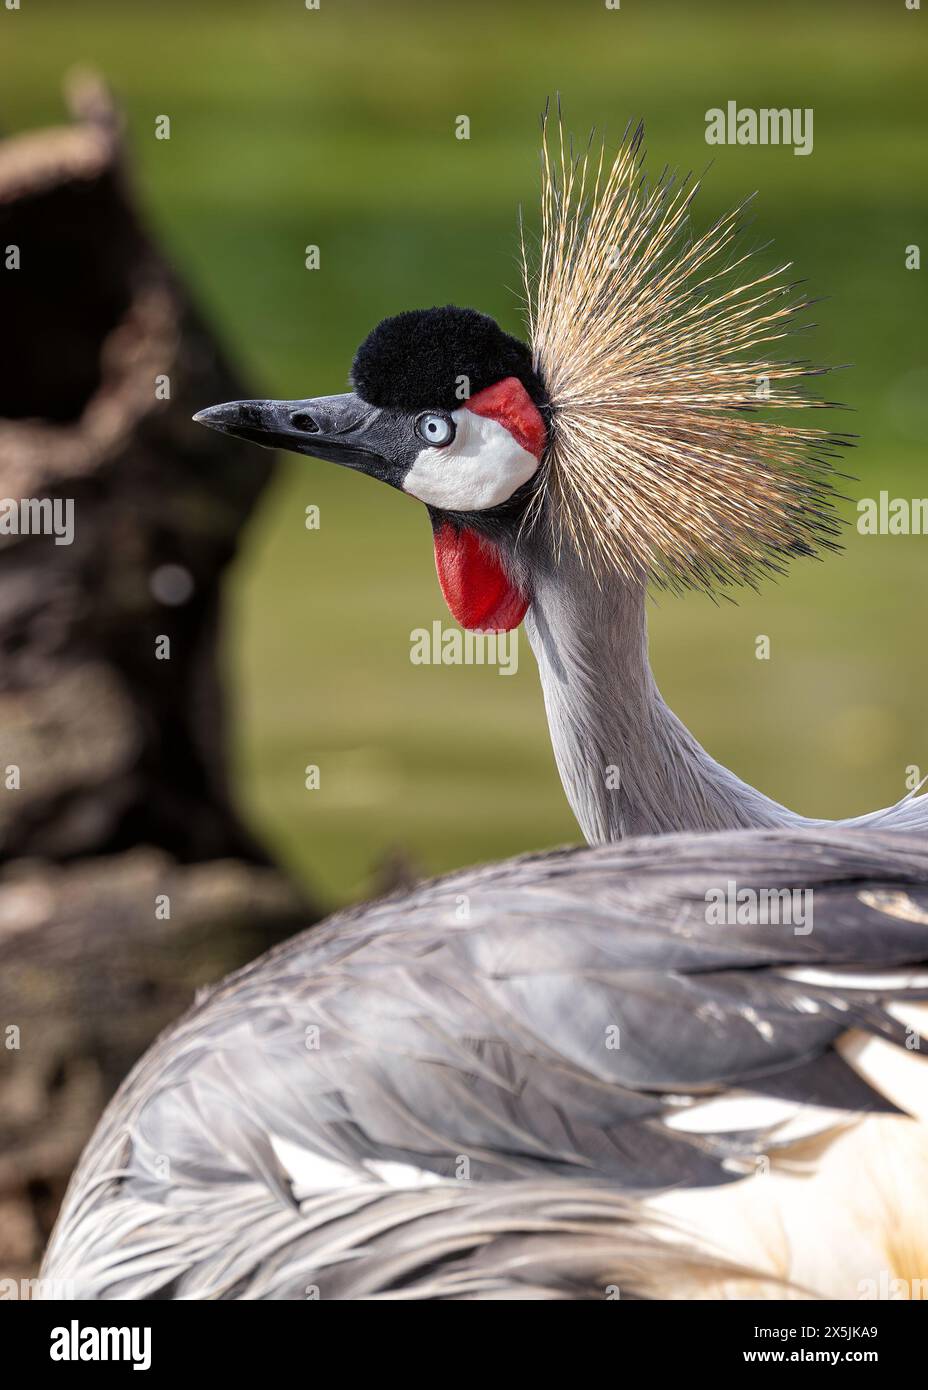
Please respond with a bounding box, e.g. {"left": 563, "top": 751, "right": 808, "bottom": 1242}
{"left": 432, "top": 522, "right": 530, "bottom": 632}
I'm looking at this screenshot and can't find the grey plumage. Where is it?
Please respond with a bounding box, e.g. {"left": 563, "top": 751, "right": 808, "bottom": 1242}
{"left": 519, "top": 545, "right": 928, "bottom": 843}
{"left": 41, "top": 828, "right": 928, "bottom": 1299}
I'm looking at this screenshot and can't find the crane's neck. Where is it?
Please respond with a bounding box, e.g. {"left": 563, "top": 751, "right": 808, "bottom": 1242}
{"left": 522, "top": 553, "right": 796, "bottom": 844}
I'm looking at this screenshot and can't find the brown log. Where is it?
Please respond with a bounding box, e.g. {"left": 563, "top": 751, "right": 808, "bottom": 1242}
{"left": 0, "top": 74, "right": 279, "bottom": 863}
{"left": 0, "top": 78, "right": 313, "bottom": 1276}
{"left": 0, "top": 850, "right": 308, "bottom": 1276}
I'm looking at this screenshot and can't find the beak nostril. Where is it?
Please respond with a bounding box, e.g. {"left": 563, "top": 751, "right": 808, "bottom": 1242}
{"left": 290, "top": 411, "right": 320, "bottom": 434}
{"left": 239, "top": 403, "right": 264, "bottom": 427}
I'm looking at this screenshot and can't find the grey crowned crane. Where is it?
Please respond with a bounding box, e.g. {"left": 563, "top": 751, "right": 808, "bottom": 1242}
{"left": 41, "top": 115, "right": 928, "bottom": 1299}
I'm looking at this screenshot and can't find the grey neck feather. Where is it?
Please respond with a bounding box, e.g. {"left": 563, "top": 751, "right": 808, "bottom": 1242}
{"left": 521, "top": 549, "right": 798, "bottom": 844}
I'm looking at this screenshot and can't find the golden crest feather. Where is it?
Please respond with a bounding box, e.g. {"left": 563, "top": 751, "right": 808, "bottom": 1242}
{"left": 520, "top": 106, "right": 849, "bottom": 593}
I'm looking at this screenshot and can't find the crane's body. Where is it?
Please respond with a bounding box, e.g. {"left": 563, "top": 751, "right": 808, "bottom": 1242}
{"left": 41, "top": 831, "right": 928, "bottom": 1300}
{"left": 40, "top": 111, "right": 928, "bottom": 1298}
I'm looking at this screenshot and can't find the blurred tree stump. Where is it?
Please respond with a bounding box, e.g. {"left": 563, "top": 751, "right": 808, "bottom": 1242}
{"left": 0, "top": 77, "right": 312, "bottom": 1278}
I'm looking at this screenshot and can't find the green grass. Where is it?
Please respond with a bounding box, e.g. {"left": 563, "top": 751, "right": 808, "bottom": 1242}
{"left": 5, "top": 0, "right": 927, "bottom": 907}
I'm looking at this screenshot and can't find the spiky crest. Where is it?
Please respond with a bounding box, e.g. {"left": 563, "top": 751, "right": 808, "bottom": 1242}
{"left": 520, "top": 104, "right": 849, "bottom": 593}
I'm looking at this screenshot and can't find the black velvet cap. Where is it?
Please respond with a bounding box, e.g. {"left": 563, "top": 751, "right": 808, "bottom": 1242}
{"left": 350, "top": 306, "right": 548, "bottom": 413}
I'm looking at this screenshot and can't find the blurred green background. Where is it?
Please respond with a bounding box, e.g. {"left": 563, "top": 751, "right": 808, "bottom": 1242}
{"left": 5, "top": 0, "right": 926, "bottom": 908}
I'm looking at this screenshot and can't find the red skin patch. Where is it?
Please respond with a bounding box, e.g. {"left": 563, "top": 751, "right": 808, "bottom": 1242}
{"left": 430, "top": 376, "right": 545, "bottom": 632}
{"left": 465, "top": 377, "right": 547, "bottom": 460}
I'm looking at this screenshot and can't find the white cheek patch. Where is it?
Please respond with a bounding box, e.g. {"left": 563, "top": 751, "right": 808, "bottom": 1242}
{"left": 402, "top": 408, "right": 539, "bottom": 510}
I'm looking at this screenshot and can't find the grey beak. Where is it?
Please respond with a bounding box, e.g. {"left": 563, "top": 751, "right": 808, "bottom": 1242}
{"left": 193, "top": 392, "right": 404, "bottom": 482}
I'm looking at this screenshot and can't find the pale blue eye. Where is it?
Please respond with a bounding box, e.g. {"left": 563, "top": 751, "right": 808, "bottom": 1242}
{"left": 415, "top": 412, "right": 455, "bottom": 448}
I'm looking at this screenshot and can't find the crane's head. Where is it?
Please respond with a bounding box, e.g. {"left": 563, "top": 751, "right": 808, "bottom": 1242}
{"left": 197, "top": 119, "right": 848, "bottom": 622}
{"left": 194, "top": 306, "right": 549, "bottom": 631}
